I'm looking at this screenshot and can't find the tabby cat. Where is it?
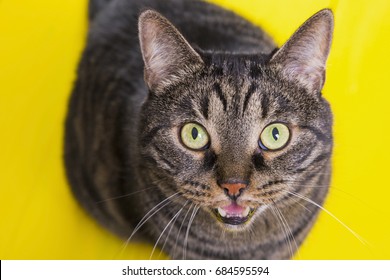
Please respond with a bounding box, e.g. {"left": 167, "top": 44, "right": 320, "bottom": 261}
{"left": 64, "top": 0, "right": 334, "bottom": 259}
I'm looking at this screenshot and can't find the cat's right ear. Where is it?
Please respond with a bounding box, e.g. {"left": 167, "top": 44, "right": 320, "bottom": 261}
{"left": 138, "top": 10, "right": 204, "bottom": 93}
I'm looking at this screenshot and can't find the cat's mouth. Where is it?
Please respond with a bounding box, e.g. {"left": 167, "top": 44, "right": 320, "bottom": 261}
{"left": 212, "top": 203, "right": 256, "bottom": 226}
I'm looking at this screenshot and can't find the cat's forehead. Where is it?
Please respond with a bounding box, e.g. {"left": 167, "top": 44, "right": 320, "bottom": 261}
{"left": 201, "top": 52, "right": 288, "bottom": 102}
{"left": 197, "top": 54, "right": 305, "bottom": 117}
{"left": 202, "top": 52, "right": 270, "bottom": 79}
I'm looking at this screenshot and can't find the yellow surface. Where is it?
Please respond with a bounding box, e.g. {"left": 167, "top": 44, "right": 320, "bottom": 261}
{"left": 1, "top": 0, "right": 389, "bottom": 259}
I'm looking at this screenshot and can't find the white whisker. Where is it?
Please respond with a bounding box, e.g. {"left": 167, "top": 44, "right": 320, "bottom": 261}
{"left": 183, "top": 205, "right": 199, "bottom": 260}
{"left": 95, "top": 186, "right": 159, "bottom": 204}
{"left": 269, "top": 205, "right": 294, "bottom": 258}
{"left": 158, "top": 201, "right": 189, "bottom": 258}
{"left": 150, "top": 204, "right": 186, "bottom": 259}
{"left": 173, "top": 203, "right": 194, "bottom": 258}
{"left": 286, "top": 190, "right": 369, "bottom": 246}
{"left": 272, "top": 201, "right": 300, "bottom": 259}
{"left": 120, "top": 192, "right": 179, "bottom": 255}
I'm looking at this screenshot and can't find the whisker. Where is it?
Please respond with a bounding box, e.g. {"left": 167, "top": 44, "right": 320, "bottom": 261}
{"left": 286, "top": 190, "right": 369, "bottom": 246}
{"left": 284, "top": 179, "right": 380, "bottom": 216}
{"left": 247, "top": 223, "right": 257, "bottom": 242}
{"left": 150, "top": 204, "right": 186, "bottom": 259}
{"left": 269, "top": 205, "right": 294, "bottom": 258}
{"left": 272, "top": 201, "right": 300, "bottom": 259}
{"left": 120, "top": 192, "right": 180, "bottom": 255}
{"left": 173, "top": 203, "right": 194, "bottom": 258}
{"left": 277, "top": 178, "right": 357, "bottom": 201}
{"left": 158, "top": 201, "right": 189, "bottom": 258}
{"left": 284, "top": 194, "right": 312, "bottom": 213}
{"left": 95, "top": 186, "right": 159, "bottom": 204}
{"left": 183, "top": 205, "right": 199, "bottom": 260}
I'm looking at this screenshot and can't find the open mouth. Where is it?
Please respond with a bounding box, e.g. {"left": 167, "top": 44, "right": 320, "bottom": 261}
{"left": 212, "top": 203, "right": 256, "bottom": 225}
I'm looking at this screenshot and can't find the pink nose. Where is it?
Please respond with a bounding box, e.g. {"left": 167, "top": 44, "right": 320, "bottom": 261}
{"left": 221, "top": 183, "right": 247, "bottom": 198}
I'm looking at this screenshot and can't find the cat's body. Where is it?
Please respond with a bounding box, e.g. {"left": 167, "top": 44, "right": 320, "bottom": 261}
{"left": 65, "top": 0, "right": 334, "bottom": 259}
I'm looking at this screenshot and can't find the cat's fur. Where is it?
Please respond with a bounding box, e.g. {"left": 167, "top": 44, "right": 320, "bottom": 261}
{"left": 65, "top": 0, "right": 334, "bottom": 259}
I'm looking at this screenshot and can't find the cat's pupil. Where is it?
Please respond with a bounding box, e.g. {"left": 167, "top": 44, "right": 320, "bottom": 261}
{"left": 272, "top": 127, "right": 280, "bottom": 141}
{"left": 191, "top": 127, "right": 199, "bottom": 140}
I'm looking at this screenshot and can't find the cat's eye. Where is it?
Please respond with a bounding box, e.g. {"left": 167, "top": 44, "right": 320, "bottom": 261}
{"left": 180, "top": 123, "right": 210, "bottom": 150}
{"left": 259, "top": 123, "right": 290, "bottom": 150}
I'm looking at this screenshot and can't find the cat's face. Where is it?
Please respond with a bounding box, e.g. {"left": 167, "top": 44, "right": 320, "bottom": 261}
{"left": 139, "top": 56, "right": 332, "bottom": 230}
{"left": 138, "top": 10, "right": 333, "bottom": 231}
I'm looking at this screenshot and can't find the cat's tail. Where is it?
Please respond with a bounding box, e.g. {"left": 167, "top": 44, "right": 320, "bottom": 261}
{"left": 89, "top": 0, "right": 113, "bottom": 21}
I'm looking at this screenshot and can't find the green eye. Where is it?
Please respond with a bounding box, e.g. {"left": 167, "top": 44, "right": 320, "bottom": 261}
{"left": 180, "top": 123, "right": 210, "bottom": 150}
{"left": 259, "top": 123, "right": 290, "bottom": 150}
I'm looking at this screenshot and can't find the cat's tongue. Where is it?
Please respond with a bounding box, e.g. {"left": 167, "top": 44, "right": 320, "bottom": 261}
{"left": 218, "top": 203, "right": 250, "bottom": 218}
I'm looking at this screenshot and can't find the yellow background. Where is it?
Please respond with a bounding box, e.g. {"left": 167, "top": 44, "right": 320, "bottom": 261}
{"left": 1, "top": 0, "right": 389, "bottom": 259}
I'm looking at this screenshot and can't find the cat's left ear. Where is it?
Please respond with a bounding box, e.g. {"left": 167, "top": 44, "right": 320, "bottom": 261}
{"left": 138, "top": 10, "right": 204, "bottom": 93}
{"left": 270, "top": 9, "right": 334, "bottom": 94}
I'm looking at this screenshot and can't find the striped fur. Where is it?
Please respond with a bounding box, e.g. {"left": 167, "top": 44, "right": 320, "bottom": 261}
{"left": 64, "top": 0, "right": 333, "bottom": 259}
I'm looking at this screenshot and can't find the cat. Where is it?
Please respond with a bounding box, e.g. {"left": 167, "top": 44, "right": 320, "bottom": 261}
{"left": 64, "top": 0, "right": 334, "bottom": 259}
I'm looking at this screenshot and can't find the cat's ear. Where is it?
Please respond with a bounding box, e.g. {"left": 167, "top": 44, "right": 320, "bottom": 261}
{"left": 138, "top": 10, "right": 204, "bottom": 93}
{"left": 270, "top": 9, "right": 334, "bottom": 94}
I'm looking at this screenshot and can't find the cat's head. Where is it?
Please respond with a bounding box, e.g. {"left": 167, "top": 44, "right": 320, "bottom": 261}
{"left": 137, "top": 9, "right": 334, "bottom": 231}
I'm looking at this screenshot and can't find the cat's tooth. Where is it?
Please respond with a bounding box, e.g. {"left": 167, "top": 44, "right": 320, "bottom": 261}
{"left": 217, "top": 207, "right": 227, "bottom": 217}
{"left": 243, "top": 207, "right": 250, "bottom": 217}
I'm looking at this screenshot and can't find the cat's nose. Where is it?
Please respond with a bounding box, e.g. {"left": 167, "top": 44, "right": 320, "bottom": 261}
{"left": 220, "top": 181, "right": 248, "bottom": 199}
